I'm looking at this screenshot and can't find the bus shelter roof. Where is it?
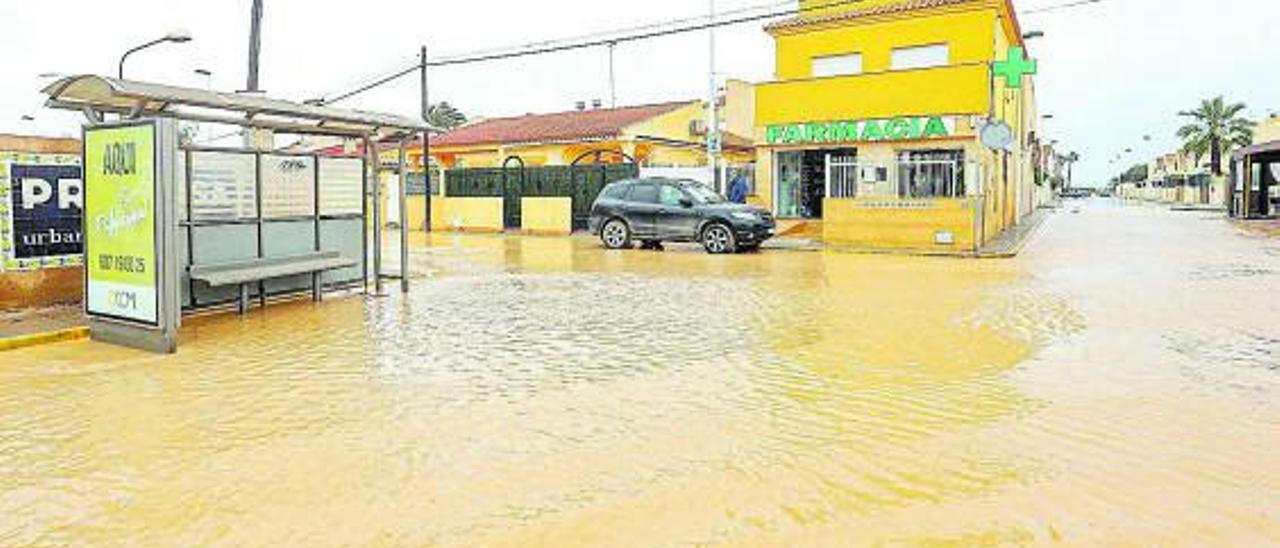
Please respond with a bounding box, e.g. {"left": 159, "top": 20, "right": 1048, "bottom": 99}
{"left": 1233, "top": 139, "right": 1280, "bottom": 161}
{"left": 42, "top": 74, "right": 429, "bottom": 140}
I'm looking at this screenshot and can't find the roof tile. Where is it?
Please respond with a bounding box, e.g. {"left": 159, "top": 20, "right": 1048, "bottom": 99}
{"left": 432, "top": 101, "right": 696, "bottom": 147}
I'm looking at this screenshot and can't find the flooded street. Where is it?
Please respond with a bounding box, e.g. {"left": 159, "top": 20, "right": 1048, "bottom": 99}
{"left": 2, "top": 200, "right": 1277, "bottom": 546}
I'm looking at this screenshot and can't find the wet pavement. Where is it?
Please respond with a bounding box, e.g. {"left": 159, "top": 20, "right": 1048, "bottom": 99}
{"left": 1, "top": 199, "right": 1277, "bottom": 546}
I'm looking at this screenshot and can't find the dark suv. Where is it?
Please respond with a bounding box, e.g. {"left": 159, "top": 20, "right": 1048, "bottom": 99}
{"left": 588, "top": 178, "right": 775, "bottom": 254}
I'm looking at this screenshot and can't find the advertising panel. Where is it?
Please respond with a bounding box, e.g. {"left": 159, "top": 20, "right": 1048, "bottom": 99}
{"left": 83, "top": 122, "right": 159, "bottom": 326}
{"left": 6, "top": 163, "right": 83, "bottom": 260}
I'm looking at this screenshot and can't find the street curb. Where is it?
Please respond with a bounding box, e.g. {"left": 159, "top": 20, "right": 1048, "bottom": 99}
{"left": 0, "top": 327, "right": 90, "bottom": 352}
{"left": 979, "top": 210, "right": 1052, "bottom": 259}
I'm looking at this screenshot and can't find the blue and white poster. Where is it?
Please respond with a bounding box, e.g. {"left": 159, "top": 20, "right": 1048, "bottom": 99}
{"left": 7, "top": 163, "right": 83, "bottom": 260}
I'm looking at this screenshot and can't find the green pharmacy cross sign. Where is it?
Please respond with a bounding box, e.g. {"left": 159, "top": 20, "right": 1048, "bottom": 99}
{"left": 994, "top": 46, "right": 1037, "bottom": 89}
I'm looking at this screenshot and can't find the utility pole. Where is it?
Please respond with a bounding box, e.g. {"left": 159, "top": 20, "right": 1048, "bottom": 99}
{"left": 421, "top": 45, "right": 432, "bottom": 233}
{"left": 607, "top": 41, "right": 617, "bottom": 109}
{"left": 246, "top": 0, "right": 264, "bottom": 92}
{"left": 706, "top": 0, "right": 720, "bottom": 192}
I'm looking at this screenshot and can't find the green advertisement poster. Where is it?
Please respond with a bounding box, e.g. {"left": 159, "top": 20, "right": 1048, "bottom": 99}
{"left": 84, "top": 123, "right": 158, "bottom": 325}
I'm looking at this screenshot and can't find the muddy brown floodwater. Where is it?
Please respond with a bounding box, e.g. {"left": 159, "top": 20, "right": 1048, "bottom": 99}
{"left": 1, "top": 200, "right": 1277, "bottom": 546}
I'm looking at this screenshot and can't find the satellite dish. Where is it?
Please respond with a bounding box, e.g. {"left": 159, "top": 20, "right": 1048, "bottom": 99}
{"left": 979, "top": 120, "right": 1015, "bottom": 152}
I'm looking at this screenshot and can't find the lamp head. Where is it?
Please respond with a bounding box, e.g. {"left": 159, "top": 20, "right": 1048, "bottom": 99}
{"left": 165, "top": 29, "right": 193, "bottom": 43}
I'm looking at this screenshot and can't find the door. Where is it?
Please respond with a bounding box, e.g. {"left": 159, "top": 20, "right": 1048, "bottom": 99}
{"left": 656, "top": 184, "right": 701, "bottom": 239}
{"left": 625, "top": 182, "right": 661, "bottom": 237}
{"left": 775, "top": 151, "right": 803, "bottom": 218}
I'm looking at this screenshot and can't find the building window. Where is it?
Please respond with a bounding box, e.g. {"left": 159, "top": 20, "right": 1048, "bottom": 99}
{"left": 812, "top": 53, "right": 863, "bottom": 77}
{"left": 890, "top": 43, "right": 950, "bottom": 70}
{"left": 897, "top": 150, "right": 965, "bottom": 198}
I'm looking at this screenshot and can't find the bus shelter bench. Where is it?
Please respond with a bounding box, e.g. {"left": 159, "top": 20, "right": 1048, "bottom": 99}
{"left": 189, "top": 251, "right": 357, "bottom": 314}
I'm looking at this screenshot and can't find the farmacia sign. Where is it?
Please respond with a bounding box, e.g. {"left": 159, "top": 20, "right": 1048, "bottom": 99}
{"left": 766, "top": 116, "right": 955, "bottom": 145}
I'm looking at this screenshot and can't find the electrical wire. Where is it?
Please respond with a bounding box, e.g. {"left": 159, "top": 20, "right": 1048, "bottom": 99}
{"left": 319, "top": 0, "right": 869, "bottom": 104}
{"left": 319, "top": 0, "right": 1107, "bottom": 105}
{"left": 1022, "top": 0, "right": 1104, "bottom": 14}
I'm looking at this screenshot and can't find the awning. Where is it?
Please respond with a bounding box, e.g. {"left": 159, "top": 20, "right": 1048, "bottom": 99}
{"left": 42, "top": 74, "right": 430, "bottom": 139}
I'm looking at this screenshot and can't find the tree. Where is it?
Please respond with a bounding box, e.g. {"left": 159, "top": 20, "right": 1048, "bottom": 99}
{"left": 1120, "top": 163, "right": 1148, "bottom": 183}
{"left": 424, "top": 102, "right": 467, "bottom": 130}
{"left": 1177, "top": 96, "right": 1254, "bottom": 176}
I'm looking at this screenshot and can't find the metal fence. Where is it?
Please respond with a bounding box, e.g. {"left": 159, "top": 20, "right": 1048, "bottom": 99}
{"left": 445, "top": 164, "right": 638, "bottom": 229}
{"left": 824, "top": 154, "right": 859, "bottom": 199}
{"left": 897, "top": 154, "right": 965, "bottom": 198}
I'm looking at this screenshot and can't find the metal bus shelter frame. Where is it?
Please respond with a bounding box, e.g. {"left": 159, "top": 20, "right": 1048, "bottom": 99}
{"left": 41, "top": 75, "right": 430, "bottom": 351}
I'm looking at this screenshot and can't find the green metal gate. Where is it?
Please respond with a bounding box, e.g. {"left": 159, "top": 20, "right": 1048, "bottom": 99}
{"left": 446, "top": 163, "right": 638, "bottom": 230}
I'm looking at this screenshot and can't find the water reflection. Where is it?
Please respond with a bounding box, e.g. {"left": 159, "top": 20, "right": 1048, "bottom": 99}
{"left": 1, "top": 202, "right": 1278, "bottom": 546}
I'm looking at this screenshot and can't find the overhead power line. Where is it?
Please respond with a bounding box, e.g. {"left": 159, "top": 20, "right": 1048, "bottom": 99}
{"left": 320, "top": 0, "right": 1106, "bottom": 105}
{"left": 319, "top": 0, "right": 867, "bottom": 105}
{"left": 1023, "top": 0, "right": 1104, "bottom": 14}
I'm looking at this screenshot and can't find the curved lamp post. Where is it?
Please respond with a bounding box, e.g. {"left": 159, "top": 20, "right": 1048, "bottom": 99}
{"left": 118, "top": 30, "right": 193, "bottom": 79}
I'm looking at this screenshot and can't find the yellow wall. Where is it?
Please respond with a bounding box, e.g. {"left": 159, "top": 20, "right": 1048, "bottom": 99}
{"left": 622, "top": 102, "right": 702, "bottom": 141}
{"left": 1255, "top": 116, "right": 1280, "bottom": 144}
{"left": 823, "top": 198, "right": 979, "bottom": 251}
{"left": 773, "top": 8, "right": 997, "bottom": 80}
{"left": 520, "top": 197, "right": 572, "bottom": 235}
{"left": 723, "top": 79, "right": 757, "bottom": 139}
{"left": 756, "top": 64, "right": 990, "bottom": 126}
{"left": 432, "top": 197, "right": 504, "bottom": 233}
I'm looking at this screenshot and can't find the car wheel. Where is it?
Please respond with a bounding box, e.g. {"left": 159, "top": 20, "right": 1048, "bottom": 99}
{"left": 702, "top": 223, "right": 737, "bottom": 254}
{"left": 601, "top": 219, "right": 632, "bottom": 249}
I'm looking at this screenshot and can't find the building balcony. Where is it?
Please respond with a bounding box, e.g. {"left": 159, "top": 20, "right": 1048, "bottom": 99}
{"left": 754, "top": 63, "right": 991, "bottom": 128}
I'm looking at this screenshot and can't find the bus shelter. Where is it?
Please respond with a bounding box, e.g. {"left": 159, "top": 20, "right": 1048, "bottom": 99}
{"left": 1231, "top": 140, "right": 1279, "bottom": 219}
{"left": 41, "top": 75, "right": 429, "bottom": 353}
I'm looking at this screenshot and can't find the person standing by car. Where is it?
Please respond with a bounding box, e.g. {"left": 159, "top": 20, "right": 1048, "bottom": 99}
{"left": 728, "top": 173, "right": 749, "bottom": 204}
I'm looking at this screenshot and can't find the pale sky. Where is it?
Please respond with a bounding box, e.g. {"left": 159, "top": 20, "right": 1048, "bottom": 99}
{"left": 1, "top": 0, "right": 1275, "bottom": 186}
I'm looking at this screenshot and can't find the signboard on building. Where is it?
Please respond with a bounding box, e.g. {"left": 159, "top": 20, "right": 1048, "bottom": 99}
{"left": 765, "top": 116, "right": 957, "bottom": 146}
{"left": 6, "top": 163, "right": 83, "bottom": 260}
{"left": 84, "top": 122, "right": 160, "bottom": 326}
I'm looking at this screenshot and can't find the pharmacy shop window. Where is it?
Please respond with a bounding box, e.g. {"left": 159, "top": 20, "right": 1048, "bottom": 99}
{"left": 897, "top": 150, "right": 965, "bottom": 198}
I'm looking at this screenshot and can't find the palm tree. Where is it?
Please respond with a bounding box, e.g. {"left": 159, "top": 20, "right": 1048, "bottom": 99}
{"left": 1177, "top": 97, "right": 1254, "bottom": 175}
{"left": 424, "top": 102, "right": 467, "bottom": 130}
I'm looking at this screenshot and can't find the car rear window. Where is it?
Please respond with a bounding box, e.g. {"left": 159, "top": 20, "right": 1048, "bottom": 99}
{"left": 629, "top": 184, "right": 659, "bottom": 204}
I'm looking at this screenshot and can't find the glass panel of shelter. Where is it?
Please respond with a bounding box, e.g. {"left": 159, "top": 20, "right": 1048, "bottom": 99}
{"left": 179, "top": 147, "right": 367, "bottom": 310}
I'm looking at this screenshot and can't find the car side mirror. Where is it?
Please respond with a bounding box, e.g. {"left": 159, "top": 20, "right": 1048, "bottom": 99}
{"left": 679, "top": 198, "right": 694, "bottom": 208}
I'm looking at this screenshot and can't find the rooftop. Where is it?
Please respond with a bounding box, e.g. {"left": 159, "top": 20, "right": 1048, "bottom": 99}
{"left": 766, "top": 0, "right": 980, "bottom": 32}
{"left": 432, "top": 101, "right": 697, "bottom": 148}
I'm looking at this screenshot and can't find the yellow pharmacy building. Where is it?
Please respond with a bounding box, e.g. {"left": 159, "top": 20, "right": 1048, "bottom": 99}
{"left": 753, "top": 0, "right": 1044, "bottom": 251}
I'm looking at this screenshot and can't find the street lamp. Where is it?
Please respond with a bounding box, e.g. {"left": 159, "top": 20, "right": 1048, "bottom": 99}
{"left": 194, "top": 68, "right": 213, "bottom": 89}
{"left": 118, "top": 30, "right": 193, "bottom": 79}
